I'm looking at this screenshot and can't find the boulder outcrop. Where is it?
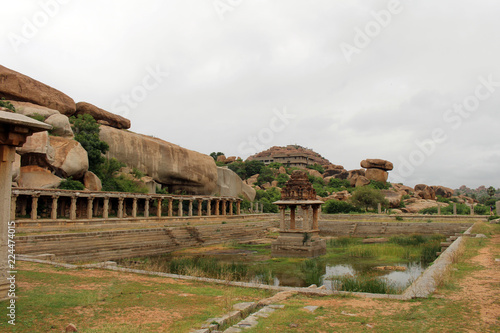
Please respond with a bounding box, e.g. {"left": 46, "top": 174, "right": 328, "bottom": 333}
{"left": 75, "top": 102, "right": 131, "bottom": 130}
{"left": 381, "top": 190, "right": 403, "bottom": 208}
{"left": 44, "top": 114, "right": 73, "bottom": 138}
{"left": 215, "top": 167, "right": 256, "bottom": 201}
{"left": 83, "top": 171, "right": 102, "bottom": 191}
{"left": 360, "top": 159, "right": 394, "bottom": 171}
{"left": 8, "top": 101, "right": 60, "bottom": 119}
{"left": 415, "top": 184, "right": 436, "bottom": 200}
{"left": 18, "top": 166, "right": 61, "bottom": 189}
{"left": 99, "top": 125, "right": 218, "bottom": 195}
{"left": 365, "top": 168, "right": 389, "bottom": 183}
{"left": 49, "top": 136, "right": 89, "bottom": 179}
{"left": 432, "top": 186, "right": 454, "bottom": 198}
{"left": 0, "top": 65, "right": 75, "bottom": 115}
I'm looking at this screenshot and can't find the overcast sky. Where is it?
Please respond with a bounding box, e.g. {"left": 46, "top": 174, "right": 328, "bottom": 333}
{"left": 2, "top": 0, "right": 499, "bottom": 189}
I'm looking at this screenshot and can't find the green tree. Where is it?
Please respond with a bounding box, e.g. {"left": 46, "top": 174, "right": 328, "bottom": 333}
{"left": 210, "top": 152, "right": 225, "bottom": 161}
{"left": 70, "top": 114, "right": 109, "bottom": 174}
{"left": 307, "top": 163, "right": 325, "bottom": 174}
{"left": 276, "top": 173, "right": 290, "bottom": 187}
{"left": 268, "top": 162, "right": 284, "bottom": 170}
{"left": 245, "top": 160, "right": 265, "bottom": 178}
{"left": 256, "top": 167, "right": 275, "bottom": 185}
{"left": 323, "top": 200, "right": 359, "bottom": 214}
{"left": 350, "top": 186, "right": 388, "bottom": 211}
{"left": 59, "top": 177, "right": 85, "bottom": 190}
{"left": 228, "top": 161, "right": 247, "bottom": 179}
{"left": 487, "top": 186, "right": 496, "bottom": 198}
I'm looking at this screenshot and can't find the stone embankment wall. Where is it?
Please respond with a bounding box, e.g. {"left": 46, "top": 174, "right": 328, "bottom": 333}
{"left": 319, "top": 221, "right": 472, "bottom": 237}
{"left": 17, "top": 219, "right": 277, "bottom": 263}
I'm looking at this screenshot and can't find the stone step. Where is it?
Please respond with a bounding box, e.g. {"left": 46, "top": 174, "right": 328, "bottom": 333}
{"left": 440, "top": 242, "right": 452, "bottom": 247}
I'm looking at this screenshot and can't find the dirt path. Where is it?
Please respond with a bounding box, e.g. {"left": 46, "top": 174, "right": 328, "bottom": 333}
{"left": 448, "top": 235, "right": 500, "bottom": 326}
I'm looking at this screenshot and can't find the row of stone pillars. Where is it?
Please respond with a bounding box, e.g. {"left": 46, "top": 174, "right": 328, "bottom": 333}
{"left": 10, "top": 189, "right": 247, "bottom": 221}
{"left": 278, "top": 204, "right": 321, "bottom": 231}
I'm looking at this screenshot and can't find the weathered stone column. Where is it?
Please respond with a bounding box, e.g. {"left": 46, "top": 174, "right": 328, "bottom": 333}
{"left": 144, "top": 199, "right": 150, "bottom": 218}
{"left": 10, "top": 194, "right": 17, "bottom": 221}
{"left": 453, "top": 203, "right": 457, "bottom": 215}
{"left": 188, "top": 199, "right": 193, "bottom": 216}
{"left": 168, "top": 198, "right": 173, "bottom": 217}
{"left": 118, "top": 197, "right": 125, "bottom": 219}
{"left": 236, "top": 200, "right": 241, "bottom": 215}
{"left": 222, "top": 200, "right": 227, "bottom": 216}
{"left": 312, "top": 205, "right": 320, "bottom": 230}
{"left": 377, "top": 203, "right": 382, "bottom": 214}
{"left": 279, "top": 205, "right": 286, "bottom": 231}
{"left": 51, "top": 196, "right": 59, "bottom": 220}
{"left": 87, "top": 197, "right": 93, "bottom": 219}
{"left": 132, "top": 198, "right": 138, "bottom": 218}
{"left": 229, "top": 200, "right": 234, "bottom": 216}
{"left": 302, "top": 205, "right": 310, "bottom": 230}
{"left": 0, "top": 111, "right": 51, "bottom": 301}
{"left": 437, "top": 205, "right": 441, "bottom": 215}
{"left": 470, "top": 204, "right": 474, "bottom": 216}
{"left": 178, "top": 199, "right": 183, "bottom": 217}
{"left": 207, "top": 200, "right": 212, "bottom": 216}
{"left": 215, "top": 200, "right": 220, "bottom": 216}
{"left": 157, "top": 198, "right": 163, "bottom": 217}
{"left": 31, "top": 194, "right": 39, "bottom": 220}
{"left": 103, "top": 197, "right": 110, "bottom": 219}
{"left": 197, "top": 199, "right": 203, "bottom": 216}
{"left": 70, "top": 196, "right": 78, "bottom": 220}
{"left": 290, "top": 205, "right": 296, "bottom": 230}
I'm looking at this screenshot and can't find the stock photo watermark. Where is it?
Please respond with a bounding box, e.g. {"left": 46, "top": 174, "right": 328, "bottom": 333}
{"left": 392, "top": 74, "right": 500, "bottom": 183}
{"left": 6, "top": 221, "right": 17, "bottom": 326}
{"left": 339, "top": 0, "right": 403, "bottom": 64}
{"left": 213, "top": 0, "right": 243, "bottom": 21}
{"left": 8, "top": 0, "right": 72, "bottom": 52}
{"left": 237, "top": 107, "right": 296, "bottom": 156}
{"left": 111, "top": 65, "right": 169, "bottom": 118}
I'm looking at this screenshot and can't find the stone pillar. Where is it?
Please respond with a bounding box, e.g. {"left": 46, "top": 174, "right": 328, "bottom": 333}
{"left": 302, "top": 205, "right": 310, "bottom": 230}
{"left": 377, "top": 203, "right": 382, "bottom": 214}
{"left": 222, "top": 200, "right": 227, "bottom": 216}
{"left": 157, "top": 198, "right": 163, "bottom": 217}
{"left": 197, "top": 199, "right": 203, "bottom": 216}
{"left": 87, "top": 197, "right": 93, "bottom": 219}
{"left": 453, "top": 203, "right": 457, "bottom": 215}
{"left": 118, "top": 197, "right": 124, "bottom": 219}
{"left": 470, "top": 204, "right": 474, "bottom": 216}
{"left": 207, "top": 200, "right": 212, "bottom": 216}
{"left": 188, "top": 200, "right": 193, "bottom": 217}
{"left": 312, "top": 205, "right": 319, "bottom": 230}
{"left": 168, "top": 198, "right": 173, "bottom": 217}
{"left": 103, "top": 197, "right": 109, "bottom": 219}
{"left": 215, "top": 200, "right": 220, "bottom": 216}
{"left": 279, "top": 205, "right": 286, "bottom": 231}
{"left": 31, "top": 195, "right": 39, "bottom": 220}
{"left": 437, "top": 205, "right": 441, "bottom": 215}
{"left": 132, "top": 198, "right": 138, "bottom": 218}
{"left": 290, "top": 206, "right": 296, "bottom": 230}
{"left": 229, "top": 200, "right": 234, "bottom": 216}
{"left": 10, "top": 194, "right": 17, "bottom": 221}
{"left": 144, "top": 199, "right": 150, "bottom": 218}
{"left": 70, "top": 196, "right": 78, "bottom": 220}
{"left": 236, "top": 200, "right": 241, "bottom": 215}
{"left": 178, "top": 199, "right": 183, "bottom": 217}
{"left": 51, "top": 196, "right": 58, "bottom": 220}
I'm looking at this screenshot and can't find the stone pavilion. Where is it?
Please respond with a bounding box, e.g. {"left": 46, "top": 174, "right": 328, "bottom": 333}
{"left": 271, "top": 170, "right": 326, "bottom": 258}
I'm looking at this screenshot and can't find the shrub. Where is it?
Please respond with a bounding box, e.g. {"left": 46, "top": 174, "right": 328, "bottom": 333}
{"left": 255, "top": 187, "right": 281, "bottom": 213}
{"left": 323, "top": 200, "right": 359, "bottom": 214}
{"left": 28, "top": 113, "right": 45, "bottom": 122}
{"left": 328, "top": 178, "right": 352, "bottom": 192}
{"left": 437, "top": 195, "right": 450, "bottom": 203}
{"left": 369, "top": 180, "right": 391, "bottom": 190}
{"left": 474, "top": 204, "right": 489, "bottom": 215}
{"left": 132, "top": 167, "right": 145, "bottom": 179}
{"left": 0, "top": 97, "right": 15, "bottom": 112}
{"left": 276, "top": 173, "right": 290, "bottom": 187}
{"left": 307, "top": 163, "right": 325, "bottom": 174}
{"left": 350, "top": 186, "right": 388, "bottom": 211}
{"left": 70, "top": 114, "right": 109, "bottom": 174}
{"left": 59, "top": 177, "right": 85, "bottom": 190}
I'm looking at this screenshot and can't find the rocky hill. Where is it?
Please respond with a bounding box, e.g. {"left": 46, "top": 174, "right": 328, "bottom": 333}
{"left": 247, "top": 145, "right": 333, "bottom": 165}
{"left": 0, "top": 64, "right": 255, "bottom": 200}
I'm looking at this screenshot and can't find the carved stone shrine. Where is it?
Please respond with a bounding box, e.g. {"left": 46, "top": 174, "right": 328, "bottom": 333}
{"left": 271, "top": 170, "right": 326, "bottom": 258}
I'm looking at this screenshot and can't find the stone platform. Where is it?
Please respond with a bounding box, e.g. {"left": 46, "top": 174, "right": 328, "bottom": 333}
{"left": 271, "top": 230, "right": 326, "bottom": 258}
